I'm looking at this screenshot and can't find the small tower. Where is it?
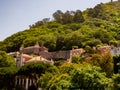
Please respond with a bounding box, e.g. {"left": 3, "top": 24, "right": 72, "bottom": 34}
{"left": 34, "top": 42, "right": 40, "bottom": 47}
{"left": 34, "top": 42, "right": 40, "bottom": 55}
{"left": 20, "top": 44, "right": 24, "bottom": 54}
{"left": 16, "top": 44, "right": 24, "bottom": 68}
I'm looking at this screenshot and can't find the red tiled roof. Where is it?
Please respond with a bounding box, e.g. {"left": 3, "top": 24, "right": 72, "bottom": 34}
{"left": 22, "top": 54, "right": 33, "bottom": 61}
{"left": 25, "top": 56, "right": 52, "bottom": 64}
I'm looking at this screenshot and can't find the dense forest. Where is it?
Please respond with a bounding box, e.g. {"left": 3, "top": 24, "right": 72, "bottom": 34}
{"left": 0, "top": 1, "right": 120, "bottom": 90}
{"left": 0, "top": 1, "right": 120, "bottom": 52}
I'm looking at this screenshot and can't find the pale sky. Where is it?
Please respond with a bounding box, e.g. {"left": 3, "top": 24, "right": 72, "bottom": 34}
{"left": 0, "top": 0, "right": 112, "bottom": 41}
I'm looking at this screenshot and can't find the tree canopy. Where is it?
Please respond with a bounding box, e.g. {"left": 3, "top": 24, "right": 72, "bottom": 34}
{"left": 0, "top": 51, "right": 18, "bottom": 89}
{"left": 0, "top": 1, "right": 120, "bottom": 52}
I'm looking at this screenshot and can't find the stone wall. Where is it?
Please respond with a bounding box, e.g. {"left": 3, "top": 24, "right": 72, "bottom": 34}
{"left": 39, "top": 51, "right": 71, "bottom": 60}
{"left": 51, "top": 51, "right": 71, "bottom": 60}
{"left": 22, "top": 47, "right": 40, "bottom": 55}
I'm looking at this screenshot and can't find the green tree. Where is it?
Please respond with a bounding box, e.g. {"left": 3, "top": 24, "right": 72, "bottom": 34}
{"left": 39, "top": 63, "right": 112, "bottom": 90}
{"left": 113, "top": 55, "right": 120, "bottom": 74}
{"left": 59, "top": 63, "right": 80, "bottom": 75}
{"left": 0, "top": 51, "right": 18, "bottom": 89}
{"left": 87, "top": 4, "right": 109, "bottom": 20}
{"left": 72, "top": 55, "right": 85, "bottom": 64}
{"left": 23, "top": 37, "right": 38, "bottom": 47}
{"left": 45, "top": 74, "right": 71, "bottom": 90}
{"left": 71, "top": 64, "right": 112, "bottom": 89}
{"left": 73, "top": 10, "right": 85, "bottom": 23}
{"left": 109, "top": 40, "right": 118, "bottom": 47}
{"left": 38, "top": 66, "right": 59, "bottom": 89}
{"left": 39, "top": 72, "right": 54, "bottom": 89}
{"left": 39, "top": 63, "right": 79, "bottom": 89}
{"left": 62, "top": 11, "right": 73, "bottom": 24}
{"left": 112, "top": 74, "right": 120, "bottom": 90}
{"left": 53, "top": 10, "right": 63, "bottom": 23}
{"left": 65, "top": 32, "right": 83, "bottom": 50}
{"left": 85, "top": 52, "right": 114, "bottom": 77}
{"left": 56, "top": 35, "right": 65, "bottom": 50}
{"left": 18, "top": 62, "right": 54, "bottom": 76}
{"left": 0, "top": 51, "right": 15, "bottom": 67}
{"left": 0, "top": 67, "right": 18, "bottom": 89}
{"left": 101, "top": 51, "right": 114, "bottom": 77}
{"left": 84, "top": 39, "right": 102, "bottom": 47}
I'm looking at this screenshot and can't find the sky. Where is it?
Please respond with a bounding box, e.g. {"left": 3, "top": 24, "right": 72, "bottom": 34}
{"left": 0, "top": 0, "right": 114, "bottom": 41}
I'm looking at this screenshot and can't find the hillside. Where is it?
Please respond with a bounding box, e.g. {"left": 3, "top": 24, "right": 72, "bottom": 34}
{"left": 0, "top": 1, "right": 120, "bottom": 53}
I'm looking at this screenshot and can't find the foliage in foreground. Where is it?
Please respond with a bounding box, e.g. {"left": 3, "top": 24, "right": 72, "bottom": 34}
{"left": 39, "top": 63, "right": 113, "bottom": 90}
{"left": 0, "top": 51, "right": 120, "bottom": 89}
{"left": 0, "top": 51, "right": 18, "bottom": 89}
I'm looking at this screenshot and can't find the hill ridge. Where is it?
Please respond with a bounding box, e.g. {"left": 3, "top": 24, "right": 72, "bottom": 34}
{"left": 0, "top": 1, "right": 120, "bottom": 52}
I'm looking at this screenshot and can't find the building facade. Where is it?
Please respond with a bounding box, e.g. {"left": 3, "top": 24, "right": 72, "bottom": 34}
{"left": 16, "top": 42, "right": 85, "bottom": 68}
